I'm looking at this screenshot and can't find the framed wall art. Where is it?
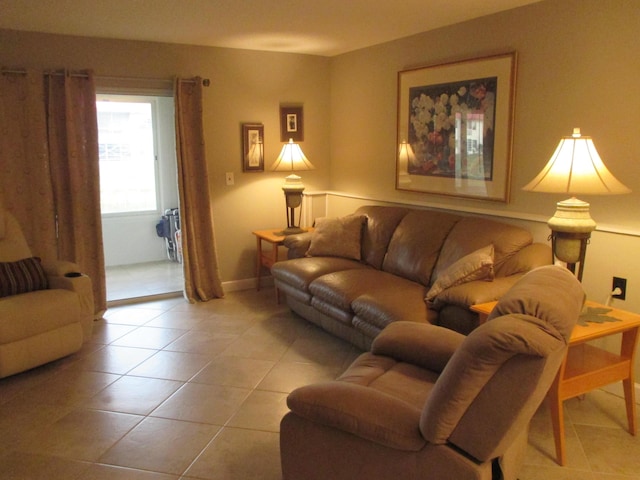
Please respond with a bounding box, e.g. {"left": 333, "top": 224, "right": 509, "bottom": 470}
{"left": 280, "top": 105, "right": 304, "bottom": 142}
{"left": 396, "top": 52, "right": 516, "bottom": 202}
{"left": 242, "top": 123, "right": 264, "bottom": 172}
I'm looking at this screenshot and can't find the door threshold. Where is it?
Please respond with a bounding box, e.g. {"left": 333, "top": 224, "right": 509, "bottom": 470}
{"left": 107, "top": 291, "right": 183, "bottom": 307}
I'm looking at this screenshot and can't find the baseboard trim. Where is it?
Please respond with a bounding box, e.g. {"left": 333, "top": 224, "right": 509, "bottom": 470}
{"left": 222, "top": 276, "right": 274, "bottom": 293}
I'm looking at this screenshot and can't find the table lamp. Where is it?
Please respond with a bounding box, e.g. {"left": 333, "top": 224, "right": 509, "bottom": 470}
{"left": 271, "top": 139, "right": 315, "bottom": 235}
{"left": 522, "top": 128, "right": 630, "bottom": 280}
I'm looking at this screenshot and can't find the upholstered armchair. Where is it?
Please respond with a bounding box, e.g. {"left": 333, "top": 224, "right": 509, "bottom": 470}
{"left": 280, "top": 265, "right": 585, "bottom": 480}
{"left": 0, "top": 210, "right": 94, "bottom": 378}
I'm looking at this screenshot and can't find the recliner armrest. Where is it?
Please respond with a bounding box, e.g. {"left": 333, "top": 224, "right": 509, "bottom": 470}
{"left": 287, "top": 381, "right": 426, "bottom": 451}
{"left": 41, "top": 259, "right": 83, "bottom": 277}
{"left": 371, "top": 322, "right": 464, "bottom": 373}
{"left": 46, "top": 268, "right": 95, "bottom": 339}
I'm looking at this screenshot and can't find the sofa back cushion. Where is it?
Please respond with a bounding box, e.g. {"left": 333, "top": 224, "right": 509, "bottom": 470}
{"left": 432, "top": 216, "right": 533, "bottom": 283}
{"left": 355, "top": 206, "right": 410, "bottom": 269}
{"left": 382, "top": 210, "right": 460, "bottom": 287}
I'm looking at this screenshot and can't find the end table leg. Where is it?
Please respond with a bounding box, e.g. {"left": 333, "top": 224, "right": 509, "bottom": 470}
{"left": 622, "top": 377, "right": 637, "bottom": 435}
{"left": 255, "top": 236, "right": 262, "bottom": 291}
{"left": 621, "top": 328, "right": 639, "bottom": 435}
{"left": 547, "top": 372, "right": 567, "bottom": 466}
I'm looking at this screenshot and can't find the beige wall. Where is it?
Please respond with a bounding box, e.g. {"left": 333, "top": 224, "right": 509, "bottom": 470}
{"left": 0, "top": 29, "right": 332, "bottom": 286}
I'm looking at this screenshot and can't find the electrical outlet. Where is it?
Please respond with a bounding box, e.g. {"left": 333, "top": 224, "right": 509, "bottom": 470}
{"left": 225, "top": 172, "right": 234, "bottom": 186}
{"left": 612, "top": 276, "right": 627, "bottom": 300}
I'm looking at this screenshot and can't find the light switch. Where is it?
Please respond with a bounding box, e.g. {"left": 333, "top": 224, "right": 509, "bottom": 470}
{"left": 225, "top": 172, "right": 234, "bottom": 185}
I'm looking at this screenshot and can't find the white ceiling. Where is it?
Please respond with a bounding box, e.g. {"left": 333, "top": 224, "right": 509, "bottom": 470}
{"left": 0, "top": 0, "right": 541, "bottom": 57}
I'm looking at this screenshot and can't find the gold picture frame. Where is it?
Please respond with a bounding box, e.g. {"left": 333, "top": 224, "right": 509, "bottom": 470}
{"left": 396, "top": 52, "right": 517, "bottom": 202}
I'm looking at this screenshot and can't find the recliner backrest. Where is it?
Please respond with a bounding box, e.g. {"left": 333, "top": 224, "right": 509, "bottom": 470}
{"left": 0, "top": 210, "right": 33, "bottom": 262}
{"left": 419, "top": 265, "right": 585, "bottom": 461}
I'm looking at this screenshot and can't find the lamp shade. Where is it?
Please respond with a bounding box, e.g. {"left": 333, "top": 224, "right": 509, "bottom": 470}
{"left": 522, "top": 128, "right": 630, "bottom": 195}
{"left": 271, "top": 139, "right": 315, "bottom": 172}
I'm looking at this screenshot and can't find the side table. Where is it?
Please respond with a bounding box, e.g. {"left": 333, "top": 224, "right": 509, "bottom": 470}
{"left": 252, "top": 229, "right": 287, "bottom": 293}
{"left": 471, "top": 300, "right": 640, "bottom": 466}
{"left": 252, "top": 228, "right": 312, "bottom": 301}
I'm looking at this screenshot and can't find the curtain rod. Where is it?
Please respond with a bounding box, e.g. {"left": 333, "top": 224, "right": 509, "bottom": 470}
{"left": 1, "top": 69, "right": 210, "bottom": 86}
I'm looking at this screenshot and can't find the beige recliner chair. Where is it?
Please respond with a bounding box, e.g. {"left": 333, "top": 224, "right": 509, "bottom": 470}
{"left": 0, "top": 210, "right": 94, "bottom": 378}
{"left": 280, "top": 265, "right": 585, "bottom": 480}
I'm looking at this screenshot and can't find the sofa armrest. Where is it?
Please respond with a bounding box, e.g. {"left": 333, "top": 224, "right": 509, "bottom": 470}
{"left": 371, "top": 322, "right": 464, "bottom": 373}
{"left": 287, "top": 381, "right": 426, "bottom": 451}
{"left": 283, "top": 232, "right": 313, "bottom": 259}
{"left": 431, "top": 275, "right": 524, "bottom": 311}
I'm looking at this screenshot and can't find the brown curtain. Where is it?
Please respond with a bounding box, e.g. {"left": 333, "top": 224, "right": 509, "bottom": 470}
{"left": 0, "top": 71, "right": 57, "bottom": 259}
{"left": 46, "top": 70, "right": 106, "bottom": 315}
{"left": 174, "top": 77, "right": 224, "bottom": 302}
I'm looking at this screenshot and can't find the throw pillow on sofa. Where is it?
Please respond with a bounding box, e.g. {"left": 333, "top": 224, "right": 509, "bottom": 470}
{"left": 425, "top": 244, "right": 494, "bottom": 303}
{"left": 306, "top": 214, "right": 367, "bottom": 261}
{"left": 0, "top": 256, "right": 49, "bottom": 298}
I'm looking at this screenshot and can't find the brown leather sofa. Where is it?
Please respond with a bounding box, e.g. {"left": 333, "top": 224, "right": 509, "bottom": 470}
{"left": 280, "top": 265, "right": 586, "bottom": 480}
{"left": 271, "top": 205, "right": 551, "bottom": 350}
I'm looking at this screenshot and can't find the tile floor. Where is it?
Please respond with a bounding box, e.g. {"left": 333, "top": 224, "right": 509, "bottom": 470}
{"left": 105, "top": 261, "right": 184, "bottom": 302}
{"left": 0, "top": 287, "right": 639, "bottom": 479}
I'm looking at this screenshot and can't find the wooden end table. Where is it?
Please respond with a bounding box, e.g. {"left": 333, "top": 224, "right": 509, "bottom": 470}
{"left": 471, "top": 300, "right": 640, "bottom": 466}
{"left": 252, "top": 228, "right": 312, "bottom": 301}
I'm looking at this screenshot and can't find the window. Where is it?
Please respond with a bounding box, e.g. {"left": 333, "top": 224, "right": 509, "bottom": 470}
{"left": 97, "top": 97, "right": 159, "bottom": 214}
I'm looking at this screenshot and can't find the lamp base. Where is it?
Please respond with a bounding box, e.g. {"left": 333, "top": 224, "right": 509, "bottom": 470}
{"left": 275, "top": 226, "right": 306, "bottom": 236}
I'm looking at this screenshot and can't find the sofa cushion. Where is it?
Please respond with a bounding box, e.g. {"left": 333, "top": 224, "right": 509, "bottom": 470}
{"left": 307, "top": 214, "right": 366, "bottom": 260}
{"left": 425, "top": 245, "right": 494, "bottom": 303}
{"left": 382, "top": 210, "right": 461, "bottom": 287}
{"left": 351, "top": 280, "right": 433, "bottom": 330}
{"left": 0, "top": 257, "right": 48, "bottom": 298}
{"left": 433, "top": 217, "right": 533, "bottom": 282}
{"left": 272, "top": 257, "right": 369, "bottom": 293}
{"left": 309, "top": 269, "right": 396, "bottom": 312}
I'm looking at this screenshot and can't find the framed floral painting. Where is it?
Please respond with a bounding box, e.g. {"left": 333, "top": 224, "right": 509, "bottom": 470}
{"left": 396, "top": 52, "right": 516, "bottom": 202}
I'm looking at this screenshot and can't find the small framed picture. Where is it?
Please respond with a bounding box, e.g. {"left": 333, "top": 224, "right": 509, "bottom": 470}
{"left": 242, "top": 123, "right": 264, "bottom": 172}
{"left": 279, "top": 105, "right": 304, "bottom": 142}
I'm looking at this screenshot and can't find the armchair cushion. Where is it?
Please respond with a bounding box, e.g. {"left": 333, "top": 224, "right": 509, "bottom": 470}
{"left": 0, "top": 257, "right": 48, "bottom": 298}
{"left": 306, "top": 214, "right": 367, "bottom": 261}
{"left": 287, "top": 381, "right": 425, "bottom": 451}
